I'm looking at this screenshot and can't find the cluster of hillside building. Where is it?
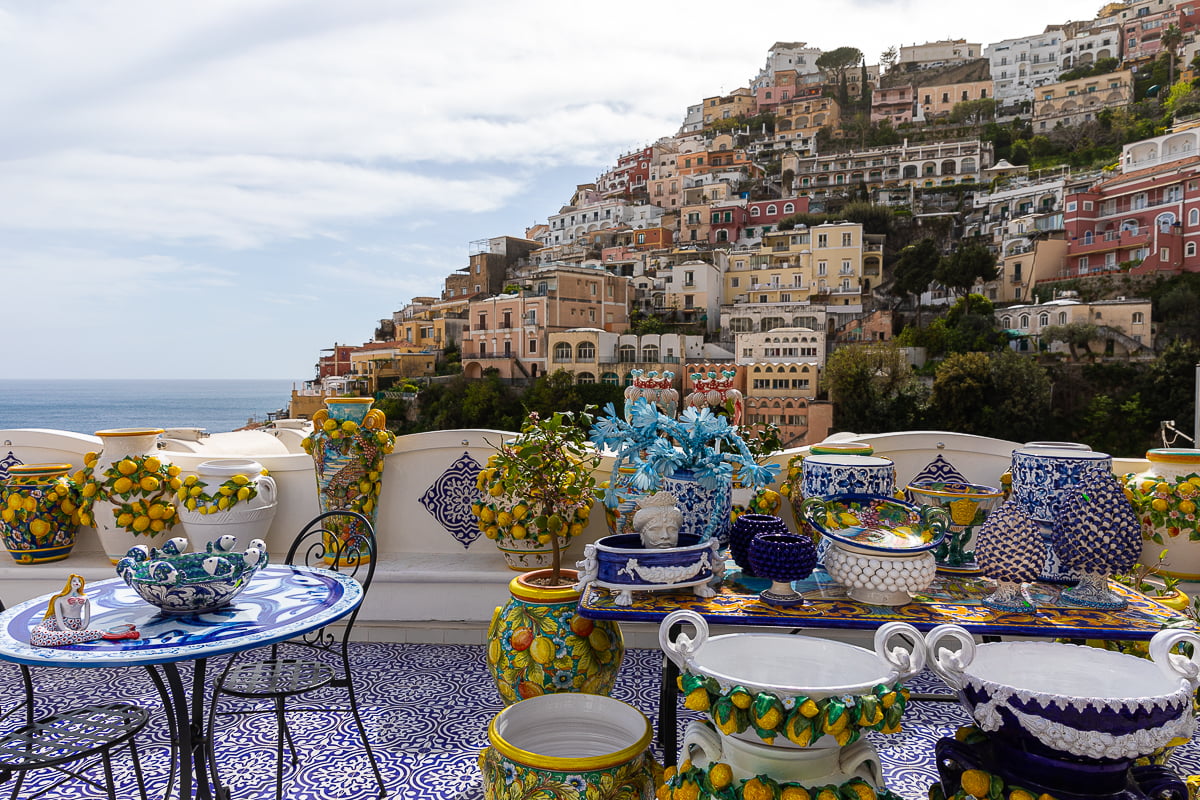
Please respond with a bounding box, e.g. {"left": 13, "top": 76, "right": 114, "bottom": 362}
{"left": 295, "top": 0, "right": 1187, "bottom": 447}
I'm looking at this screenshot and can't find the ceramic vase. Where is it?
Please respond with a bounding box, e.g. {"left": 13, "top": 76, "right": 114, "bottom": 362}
{"left": 1008, "top": 446, "right": 1112, "bottom": 583}
{"left": 1126, "top": 448, "right": 1200, "bottom": 579}
{"left": 729, "top": 514, "right": 788, "bottom": 577}
{"left": 790, "top": 454, "right": 895, "bottom": 538}
{"left": 603, "top": 465, "right": 644, "bottom": 536}
{"left": 176, "top": 458, "right": 278, "bottom": 554}
{"left": 659, "top": 468, "right": 733, "bottom": 545}
{"left": 747, "top": 533, "right": 817, "bottom": 607}
{"left": 906, "top": 481, "right": 1004, "bottom": 575}
{"left": 730, "top": 467, "right": 783, "bottom": 525}
{"left": 84, "top": 428, "right": 180, "bottom": 564}
{"left": 0, "top": 464, "right": 79, "bottom": 564}
{"left": 494, "top": 532, "right": 572, "bottom": 572}
{"left": 1052, "top": 467, "right": 1142, "bottom": 610}
{"left": 622, "top": 369, "right": 678, "bottom": 420}
{"left": 303, "top": 398, "right": 395, "bottom": 565}
{"left": 479, "top": 693, "right": 655, "bottom": 800}
{"left": 487, "top": 569, "right": 625, "bottom": 706}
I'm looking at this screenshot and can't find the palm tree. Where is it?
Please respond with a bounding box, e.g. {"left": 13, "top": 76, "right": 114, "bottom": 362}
{"left": 1162, "top": 24, "right": 1184, "bottom": 88}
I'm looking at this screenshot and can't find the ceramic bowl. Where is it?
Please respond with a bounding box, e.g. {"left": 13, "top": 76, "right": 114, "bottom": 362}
{"left": 800, "top": 494, "right": 949, "bottom": 555}
{"left": 823, "top": 545, "right": 938, "bottom": 606}
{"left": 575, "top": 533, "right": 722, "bottom": 607}
{"left": 926, "top": 624, "right": 1200, "bottom": 763}
{"left": 906, "top": 480, "right": 1005, "bottom": 574}
{"left": 116, "top": 535, "right": 268, "bottom": 614}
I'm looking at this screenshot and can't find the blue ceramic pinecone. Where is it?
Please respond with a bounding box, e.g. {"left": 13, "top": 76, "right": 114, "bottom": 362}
{"left": 1051, "top": 467, "right": 1141, "bottom": 575}
{"left": 730, "top": 514, "right": 789, "bottom": 575}
{"left": 974, "top": 499, "right": 1045, "bottom": 584}
{"left": 748, "top": 533, "right": 818, "bottom": 583}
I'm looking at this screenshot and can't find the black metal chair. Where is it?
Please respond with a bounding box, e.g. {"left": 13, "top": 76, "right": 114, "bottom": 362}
{"left": 0, "top": 602, "right": 150, "bottom": 800}
{"left": 207, "top": 510, "right": 386, "bottom": 799}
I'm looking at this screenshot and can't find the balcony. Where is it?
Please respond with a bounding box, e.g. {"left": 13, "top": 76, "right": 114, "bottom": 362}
{"left": 1069, "top": 227, "right": 1152, "bottom": 255}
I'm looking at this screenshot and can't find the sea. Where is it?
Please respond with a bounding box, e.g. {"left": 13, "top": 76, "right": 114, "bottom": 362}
{"left": 0, "top": 379, "right": 298, "bottom": 436}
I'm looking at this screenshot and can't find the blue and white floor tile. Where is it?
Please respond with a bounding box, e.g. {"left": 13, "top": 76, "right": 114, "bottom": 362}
{"left": 2, "top": 642, "right": 1199, "bottom": 799}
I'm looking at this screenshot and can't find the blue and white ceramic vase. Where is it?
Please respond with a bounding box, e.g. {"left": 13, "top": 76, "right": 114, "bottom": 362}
{"left": 800, "top": 454, "right": 896, "bottom": 499}
{"left": 974, "top": 499, "right": 1045, "bottom": 613}
{"left": 1009, "top": 446, "right": 1112, "bottom": 583}
{"left": 659, "top": 468, "right": 733, "bottom": 545}
{"left": 1052, "top": 467, "right": 1142, "bottom": 610}
{"left": 748, "top": 533, "right": 817, "bottom": 607}
{"left": 729, "top": 513, "right": 789, "bottom": 576}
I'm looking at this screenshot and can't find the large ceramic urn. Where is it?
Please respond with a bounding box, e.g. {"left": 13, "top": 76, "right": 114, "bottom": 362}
{"left": 0, "top": 464, "right": 80, "bottom": 564}
{"left": 1126, "top": 448, "right": 1200, "bottom": 578}
{"left": 79, "top": 429, "right": 181, "bottom": 563}
{"left": 176, "top": 458, "right": 278, "bottom": 553}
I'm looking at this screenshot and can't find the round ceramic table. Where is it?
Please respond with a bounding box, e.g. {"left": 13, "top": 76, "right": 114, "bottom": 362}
{"left": 0, "top": 564, "right": 363, "bottom": 800}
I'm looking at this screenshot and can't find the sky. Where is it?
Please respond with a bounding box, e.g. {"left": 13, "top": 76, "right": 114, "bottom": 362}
{"left": 0, "top": 0, "right": 1108, "bottom": 380}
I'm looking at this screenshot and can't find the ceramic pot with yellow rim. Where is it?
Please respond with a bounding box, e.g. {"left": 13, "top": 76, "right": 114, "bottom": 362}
{"left": 301, "top": 398, "right": 396, "bottom": 565}
{"left": 1, "top": 464, "right": 80, "bottom": 564}
{"left": 1125, "top": 448, "right": 1200, "bottom": 579}
{"left": 78, "top": 429, "right": 181, "bottom": 564}
{"left": 479, "top": 692, "right": 655, "bottom": 800}
{"left": 486, "top": 569, "right": 625, "bottom": 706}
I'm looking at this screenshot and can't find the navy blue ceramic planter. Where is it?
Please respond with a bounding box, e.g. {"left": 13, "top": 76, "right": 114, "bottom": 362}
{"left": 747, "top": 533, "right": 817, "bottom": 607}
{"left": 729, "top": 514, "right": 788, "bottom": 577}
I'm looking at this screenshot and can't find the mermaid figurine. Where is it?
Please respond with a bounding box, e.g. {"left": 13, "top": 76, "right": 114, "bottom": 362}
{"left": 30, "top": 574, "right": 137, "bottom": 647}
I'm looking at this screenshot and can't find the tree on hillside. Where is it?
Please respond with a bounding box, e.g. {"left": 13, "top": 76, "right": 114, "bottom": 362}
{"left": 935, "top": 242, "right": 998, "bottom": 313}
{"left": 822, "top": 342, "right": 927, "bottom": 433}
{"left": 948, "top": 98, "right": 997, "bottom": 125}
{"left": 880, "top": 46, "right": 898, "bottom": 73}
{"left": 1041, "top": 322, "right": 1102, "bottom": 361}
{"left": 1162, "top": 24, "right": 1184, "bottom": 88}
{"left": 928, "top": 350, "right": 1052, "bottom": 440}
{"left": 818, "top": 47, "right": 864, "bottom": 99}
{"left": 890, "top": 238, "right": 942, "bottom": 323}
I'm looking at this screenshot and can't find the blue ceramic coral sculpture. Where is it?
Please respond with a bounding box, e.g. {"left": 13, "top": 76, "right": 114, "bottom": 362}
{"left": 1052, "top": 467, "right": 1141, "bottom": 610}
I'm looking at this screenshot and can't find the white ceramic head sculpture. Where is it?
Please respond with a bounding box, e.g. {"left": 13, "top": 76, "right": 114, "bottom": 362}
{"left": 633, "top": 492, "right": 684, "bottom": 549}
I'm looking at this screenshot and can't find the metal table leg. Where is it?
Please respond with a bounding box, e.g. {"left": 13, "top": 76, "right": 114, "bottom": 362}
{"left": 659, "top": 623, "right": 681, "bottom": 768}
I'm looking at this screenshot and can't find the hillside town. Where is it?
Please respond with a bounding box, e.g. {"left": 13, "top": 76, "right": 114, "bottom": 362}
{"left": 293, "top": 0, "right": 1200, "bottom": 448}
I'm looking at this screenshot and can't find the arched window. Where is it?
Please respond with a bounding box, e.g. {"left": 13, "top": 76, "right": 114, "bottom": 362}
{"left": 1132, "top": 312, "right": 1145, "bottom": 324}
{"left": 554, "top": 342, "right": 572, "bottom": 362}
{"left": 1039, "top": 313, "right": 1049, "bottom": 327}
{"left": 576, "top": 372, "right": 596, "bottom": 384}
{"left": 641, "top": 344, "right": 659, "bottom": 362}
{"left": 1188, "top": 242, "right": 1197, "bottom": 258}
{"left": 576, "top": 341, "right": 595, "bottom": 361}
{"left": 602, "top": 372, "right": 620, "bottom": 385}
{"left": 618, "top": 344, "right": 636, "bottom": 362}
{"left": 751, "top": 206, "right": 761, "bottom": 217}
{"left": 1000, "top": 316, "right": 1011, "bottom": 328}
{"left": 1019, "top": 314, "right": 1030, "bottom": 328}
{"left": 1190, "top": 208, "right": 1199, "bottom": 226}
{"left": 1059, "top": 312, "right": 1067, "bottom": 324}
{"left": 784, "top": 203, "right": 795, "bottom": 213}
{"left": 1083, "top": 231, "right": 1093, "bottom": 244}
{"left": 767, "top": 204, "right": 777, "bottom": 215}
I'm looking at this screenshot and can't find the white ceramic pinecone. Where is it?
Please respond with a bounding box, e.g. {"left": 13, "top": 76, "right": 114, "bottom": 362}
{"left": 975, "top": 499, "right": 1045, "bottom": 584}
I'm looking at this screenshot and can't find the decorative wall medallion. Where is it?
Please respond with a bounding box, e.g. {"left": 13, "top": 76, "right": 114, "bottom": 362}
{"left": 420, "top": 452, "right": 484, "bottom": 548}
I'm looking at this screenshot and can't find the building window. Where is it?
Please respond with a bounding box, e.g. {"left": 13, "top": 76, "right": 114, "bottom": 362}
{"left": 1187, "top": 242, "right": 1198, "bottom": 257}
{"left": 817, "top": 262, "right": 827, "bottom": 276}
{"left": 817, "top": 234, "right": 827, "bottom": 247}
{"left": 1132, "top": 311, "right": 1145, "bottom": 324}
{"left": 577, "top": 342, "right": 595, "bottom": 361}
{"left": 554, "top": 342, "right": 572, "bottom": 362}
{"left": 784, "top": 203, "right": 794, "bottom": 213}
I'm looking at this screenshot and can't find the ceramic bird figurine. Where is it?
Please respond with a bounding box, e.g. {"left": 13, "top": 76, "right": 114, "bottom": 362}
{"left": 975, "top": 499, "right": 1045, "bottom": 612}
{"left": 1052, "top": 467, "right": 1142, "bottom": 610}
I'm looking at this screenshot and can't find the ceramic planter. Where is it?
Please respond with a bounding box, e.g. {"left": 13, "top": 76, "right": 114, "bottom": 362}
{"left": 479, "top": 692, "right": 655, "bottom": 800}
{"left": 116, "top": 535, "right": 267, "bottom": 615}
{"left": 926, "top": 624, "right": 1200, "bottom": 764}
{"left": 747, "top": 533, "right": 817, "bottom": 607}
{"left": 487, "top": 569, "right": 625, "bottom": 705}
{"left": 0, "top": 464, "right": 79, "bottom": 564}
{"left": 574, "top": 533, "right": 722, "bottom": 607}
{"left": 176, "top": 458, "right": 277, "bottom": 553}
{"left": 660, "top": 610, "right": 923, "bottom": 749}
{"left": 303, "top": 398, "right": 395, "bottom": 564}
{"left": 728, "top": 513, "right": 789, "bottom": 577}
{"left": 906, "top": 480, "right": 1004, "bottom": 574}
{"left": 494, "top": 532, "right": 572, "bottom": 572}
{"left": 82, "top": 428, "right": 180, "bottom": 563}
{"left": 660, "top": 468, "right": 733, "bottom": 545}
{"left": 1126, "top": 448, "right": 1200, "bottom": 578}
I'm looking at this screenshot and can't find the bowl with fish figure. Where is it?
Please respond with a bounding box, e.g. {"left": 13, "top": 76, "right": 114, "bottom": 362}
{"left": 116, "top": 535, "right": 268, "bottom": 614}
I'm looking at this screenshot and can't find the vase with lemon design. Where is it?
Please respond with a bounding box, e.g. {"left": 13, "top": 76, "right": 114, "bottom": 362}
{"left": 1125, "top": 448, "right": 1200, "bottom": 579}
{"left": 176, "top": 458, "right": 278, "bottom": 553}
{"left": 75, "top": 428, "right": 182, "bottom": 563}
{"left": 1, "top": 464, "right": 81, "bottom": 564}
{"left": 487, "top": 569, "right": 625, "bottom": 706}
{"left": 302, "top": 398, "right": 395, "bottom": 565}
{"left": 906, "top": 481, "right": 1004, "bottom": 575}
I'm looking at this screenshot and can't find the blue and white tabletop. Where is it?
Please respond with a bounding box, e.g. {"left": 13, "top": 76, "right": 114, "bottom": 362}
{"left": 0, "top": 565, "right": 363, "bottom": 668}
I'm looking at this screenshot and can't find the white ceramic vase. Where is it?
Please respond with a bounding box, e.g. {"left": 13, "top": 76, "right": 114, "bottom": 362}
{"left": 177, "top": 458, "right": 277, "bottom": 553}
{"left": 89, "top": 428, "right": 177, "bottom": 564}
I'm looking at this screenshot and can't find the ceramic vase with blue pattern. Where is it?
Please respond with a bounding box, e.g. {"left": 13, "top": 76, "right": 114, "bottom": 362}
{"left": 660, "top": 468, "right": 733, "bottom": 545}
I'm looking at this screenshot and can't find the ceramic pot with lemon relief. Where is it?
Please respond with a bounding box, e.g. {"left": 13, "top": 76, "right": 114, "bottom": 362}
{"left": 486, "top": 569, "right": 625, "bottom": 706}
{"left": 1125, "top": 448, "right": 1200, "bottom": 579}
{"left": 1, "top": 464, "right": 80, "bottom": 564}
{"left": 176, "top": 458, "right": 278, "bottom": 553}
{"left": 301, "top": 398, "right": 395, "bottom": 565}
{"left": 76, "top": 429, "right": 182, "bottom": 564}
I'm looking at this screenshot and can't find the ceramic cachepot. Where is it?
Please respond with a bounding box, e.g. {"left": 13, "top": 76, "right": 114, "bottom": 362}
{"left": 77, "top": 428, "right": 182, "bottom": 563}
{"left": 0, "top": 464, "right": 80, "bottom": 563}
{"left": 176, "top": 458, "right": 277, "bottom": 554}
{"left": 728, "top": 513, "right": 789, "bottom": 577}
{"left": 574, "top": 533, "right": 722, "bottom": 607}
{"left": 1126, "top": 448, "right": 1200, "bottom": 579}
{"left": 302, "top": 398, "right": 395, "bottom": 565}
{"left": 799, "top": 454, "right": 895, "bottom": 500}
{"left": 659, "top": 468, "right": 733, "bottom": 545}
{"left": 1009, "top": 446, "right": 1112, "bottom": 583}
{"left": 623, "top": 369, "right": 677, "bottom": 421}
{"left": 487, "top": 569, "right": 625, "bottom": 705}
{"left": 479, "top": 692, "right": 655, "bottom": 800}
{"left": 906, "top": 481, "right": 1004, "bottom": 575}
{"left": 668, "top": 719, "right": 883, "bottom": 797}
{"left": 925, "top": 624, "right": 1200, "bottom": 765}
{"left": 660, "top": 610, "right": 922, "bottom": 750}
{"left": 747, "top": 533, "right": 817, "bottom": 607}
{"left": 493, "top": 532, "right": 572, "bottom": 571}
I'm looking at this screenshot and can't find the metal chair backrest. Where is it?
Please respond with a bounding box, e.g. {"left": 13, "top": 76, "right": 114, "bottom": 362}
{"left": 282, "top": 510, "right": 377, "bottom": 655}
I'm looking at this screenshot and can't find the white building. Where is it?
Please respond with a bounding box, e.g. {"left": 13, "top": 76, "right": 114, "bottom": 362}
{"left": 734, "top": 327, "right": 826, "bottom": 366}
{"left": 899, "top": 39, "right": 983, "bottom": 69}
{"left": 750, "top": 41, "right": 823, "bottom": 90}
{"left": 1060, "top": 18, "right": 1121, "bottom": 72}
{"left": 985, "top": 26, "right": 1065, "bottom": 107}
{"left": 661, "top": 259, "right": 723, "bottom": 333}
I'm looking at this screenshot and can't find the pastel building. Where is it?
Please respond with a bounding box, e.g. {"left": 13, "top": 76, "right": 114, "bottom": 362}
{"left": 543, "top": 332, "right": 727, "bottom": 387}
{"left": 1032, "top": 70, "right": 1133, "bottom": 131}
{"left": 997, "top": 298, "right": 1153, "bottom": 356}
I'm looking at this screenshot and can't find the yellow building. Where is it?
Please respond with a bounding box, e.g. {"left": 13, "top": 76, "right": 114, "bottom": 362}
{"left": 348, "top": 343, "right": 437, "bottom": 394}
{"left": 702, "top": 88, "right": 756, "bottom": 126}
{"left": 723, "top": 222, "right": 871, "bottom": 306}
{"left": 1032, "top": 70, "right": 1133, "bottom": 132}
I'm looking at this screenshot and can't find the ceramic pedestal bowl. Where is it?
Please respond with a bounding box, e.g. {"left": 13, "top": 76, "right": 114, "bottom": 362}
{"left": 801, "top": 494, "right": 949, "bottom": 605}
{"left": 660, "top": 609, "right": 924, "bottom": 749}
{"left": 925, "top": 624, "right": 1200, "bottom": 765}
{"left": 574, "top": 533, "right": 722, "bottom": 607}
{"left": 116, "top": 535, "right": 268, "bottom": 615}
{"left": 905, "top": 480, "right": 1004, "bottom": 575}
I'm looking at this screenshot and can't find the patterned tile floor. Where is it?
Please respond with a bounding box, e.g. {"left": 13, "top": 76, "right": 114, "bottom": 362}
{"left": 2, "top": 642, "right": 1200, "bottom": 799}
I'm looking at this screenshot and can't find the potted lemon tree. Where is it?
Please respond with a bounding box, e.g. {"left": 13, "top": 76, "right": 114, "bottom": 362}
{"left": 472, "top": 409, "right": 625, "bottom": 705}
